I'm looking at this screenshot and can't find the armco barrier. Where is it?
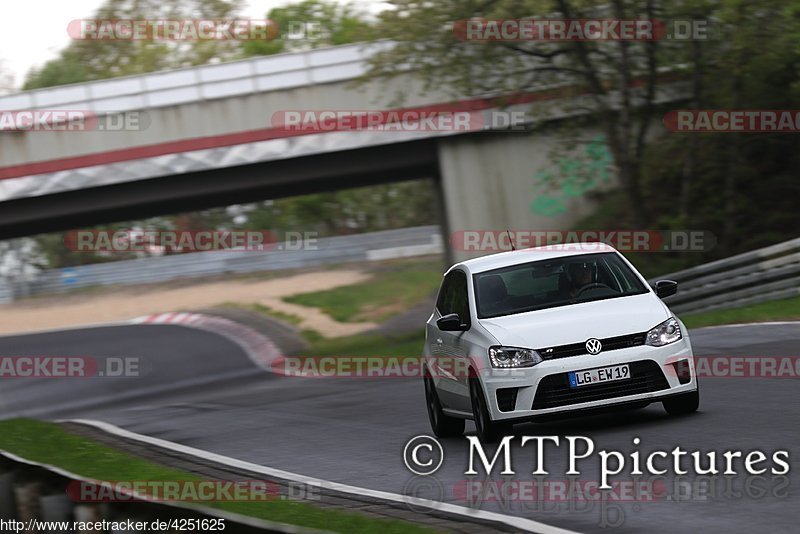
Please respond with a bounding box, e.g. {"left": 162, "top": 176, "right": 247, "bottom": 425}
{"left": 0, "top": 279, "right": 11, "bottom": 305}
{"left": 651, "top": 237, "right": 800, "bottom": 314}
{"left": 2, "top": 226, "right": 443, "bottom": 301}
{"left": 5, "top": 227, "right": 797, "bottom": 314}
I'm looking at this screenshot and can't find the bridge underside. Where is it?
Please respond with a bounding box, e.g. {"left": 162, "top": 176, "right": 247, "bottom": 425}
{"left": 0, "top": 139, "right": 440, "bottom": 239}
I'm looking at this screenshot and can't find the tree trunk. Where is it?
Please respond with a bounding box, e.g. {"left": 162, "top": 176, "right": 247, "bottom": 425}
{"left": 606, "top": 125, "right": 648, "bottom": 227}
{"left": 680, "top": 39, "right": 705, "bottom": 222}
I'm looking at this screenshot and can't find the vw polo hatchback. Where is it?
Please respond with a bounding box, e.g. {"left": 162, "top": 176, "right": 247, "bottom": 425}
{"left": 423, "top": 243, "right": 699, "bottom": 442}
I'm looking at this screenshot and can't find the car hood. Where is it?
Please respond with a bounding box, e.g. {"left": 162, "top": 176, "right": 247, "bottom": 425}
{"left": 478, "top": 293, "right": 670, "bottom": 348}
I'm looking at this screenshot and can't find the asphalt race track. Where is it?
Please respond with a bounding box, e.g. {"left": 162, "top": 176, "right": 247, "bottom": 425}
{"left": 1, "top": 322, "right": 798, "bottom": 533}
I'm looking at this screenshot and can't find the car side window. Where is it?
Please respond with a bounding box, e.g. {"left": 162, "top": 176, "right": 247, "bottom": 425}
{"left": 449, "top": 270, "right": 471, "bottom": 329}
{"left": 436, "top": 274, "right": 454, "bottom": 315}
{"left": 436, "top": 270, "right": 470, "bottom": 327}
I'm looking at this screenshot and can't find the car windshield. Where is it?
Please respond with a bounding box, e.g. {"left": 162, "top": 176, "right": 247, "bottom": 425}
{"left": 473, "top": 252, "right": 649, "bottom": 319}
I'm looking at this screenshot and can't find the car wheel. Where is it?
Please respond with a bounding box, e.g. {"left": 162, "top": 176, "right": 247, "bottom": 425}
{"left": 663, "top": 387, "right": 700, "bottom": 416}
{"left": 469, "top": 377, "right": 511, "bottom": 443}
{"left": 424, "top": 372, "right": 465, "bottom": 438}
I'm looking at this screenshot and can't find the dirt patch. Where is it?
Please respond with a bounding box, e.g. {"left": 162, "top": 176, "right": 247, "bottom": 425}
{"left": 352, "top": 301, "right": 409, "bottom": 322}
{"left": 0, "top": 270, "right": 376, "bottom": 338}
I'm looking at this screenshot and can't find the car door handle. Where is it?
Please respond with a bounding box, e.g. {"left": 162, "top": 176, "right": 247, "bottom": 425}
{"left": 436, "top": 338, "right": 443, "bottom": 344}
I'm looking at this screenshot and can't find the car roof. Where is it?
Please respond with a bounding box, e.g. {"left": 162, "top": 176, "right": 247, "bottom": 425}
{"left": 452, "top": 242, "right": 619, "bottom": 274}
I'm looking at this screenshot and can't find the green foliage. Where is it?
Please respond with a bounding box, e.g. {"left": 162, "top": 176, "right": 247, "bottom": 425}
{"left": 367, "top": 0, "right": 800, "bottom": 239}
{"left": 24, "top": 0, "right": 243, "bottom": 90}
{"left": 239, "top": 181, "right": 438, "bottom": 236}
{"left": 682, "top": 295, "right": 800, "bottom": 329}
{"left": 241, "top": 0, "right": 377, "bottom": 56}
{"left": 369, "top": 0, "right": 556, "bottom": 98}
{"left": 23, "top": 0, "right": 379, "bottom": 89}
{"left": 634, "top": 0, "right": 800, "bottom": 260}
{"left": 303, "top": 329, "right": 425, "bottom": 358}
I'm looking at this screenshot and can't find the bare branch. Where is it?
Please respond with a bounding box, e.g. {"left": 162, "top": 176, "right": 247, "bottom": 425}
{"left": 498, "top": 43, "right": 575, "bottom": 60}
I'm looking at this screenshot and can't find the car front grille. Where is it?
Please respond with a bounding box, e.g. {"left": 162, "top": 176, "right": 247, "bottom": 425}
{"left": 531, "top": 360, "right": 669, "bottom": 410}
{"left": 537, "top": 332, "right": 647, "bottom": 360}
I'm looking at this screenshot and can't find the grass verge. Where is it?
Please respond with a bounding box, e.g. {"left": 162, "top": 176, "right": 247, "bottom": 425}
{"left": 284, "top": 259, "right": 442, "bottom": 323}
{"left": 282, "top": 330, "right": 426, "bottom": 376}
{"left": 304, "top": 329, "right": 425, "bottom": 357}
{"left": 681, "top": 295, "right": 800, "bottom": 329}
{"left": 0, "top": 419, "right": 435, "bottom": 533}
{"left": 220, "top": 302, "right": 303, "bottom": 327}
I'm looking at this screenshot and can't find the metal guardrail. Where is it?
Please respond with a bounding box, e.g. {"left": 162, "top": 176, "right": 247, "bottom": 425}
{"left": 0, "top": 226, "right": 443, "bottom": 302}
{"left": 653, "top": 237, "right": 800, "bottom": 314}
{"left": 0, "top": 279, "right": 11, "bottom": 304}
{"left": 5, "top": 227, "right": 796, "bottom": 314}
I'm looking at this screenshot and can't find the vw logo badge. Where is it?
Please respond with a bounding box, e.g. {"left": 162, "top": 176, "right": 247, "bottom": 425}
{"left": 586, "top": 338, "right": 602, "bottom": 355}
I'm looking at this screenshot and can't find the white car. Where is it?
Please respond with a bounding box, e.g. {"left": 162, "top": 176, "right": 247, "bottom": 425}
{"left": 423, "top": 243, "right": 699, "bottom": 442}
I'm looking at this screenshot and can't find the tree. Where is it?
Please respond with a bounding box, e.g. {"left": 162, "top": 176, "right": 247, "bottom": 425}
{"left": 640, "top": 0, "right": 800, "bottom": 255}
{"left": 241, "top": 0, "right": 377, "bottom": 57}
{"left": 24, "top": 0, "right": 243, "bottom": 90}
{"left": 365, "top": 0, "right": 726, "bottom": 227}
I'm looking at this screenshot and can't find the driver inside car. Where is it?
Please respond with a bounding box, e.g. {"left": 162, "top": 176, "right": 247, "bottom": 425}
{"left": 565, "top": 261, "right": 595, "bottom": 298}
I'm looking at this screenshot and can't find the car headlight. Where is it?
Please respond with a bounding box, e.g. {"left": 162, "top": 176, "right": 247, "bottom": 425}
{"left": 488, "top": 346, "right": 542, "bottom": 368}
{"left": 645, "top": 317, "right": 682, "bottom": 347}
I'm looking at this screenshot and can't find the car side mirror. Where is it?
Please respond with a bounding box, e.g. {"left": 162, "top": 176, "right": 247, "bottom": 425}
{"left": 437, "top": 313, "right": 467, "bottom": 331}
{"left": 654, "top": 279, "right": 678, "bottom": 298}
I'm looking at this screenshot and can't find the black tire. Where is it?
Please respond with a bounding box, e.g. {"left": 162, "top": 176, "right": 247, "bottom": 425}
{"left": 424, "top": 372, "right": 465, "bottom": 438}
{"left": 663, "top": 387, "right": 700, "bottom": 416}
{"left": 469, "top": 377, "right": 512, "bottom": 443}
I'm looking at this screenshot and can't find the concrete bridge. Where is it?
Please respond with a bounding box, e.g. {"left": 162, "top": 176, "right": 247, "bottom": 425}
{"left": 0, "top": 42, "right": 673, "bottom": 260}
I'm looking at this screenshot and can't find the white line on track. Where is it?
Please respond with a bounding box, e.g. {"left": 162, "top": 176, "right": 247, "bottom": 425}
{"left": 65, "top": 418, "right": 581, "bottom": 534}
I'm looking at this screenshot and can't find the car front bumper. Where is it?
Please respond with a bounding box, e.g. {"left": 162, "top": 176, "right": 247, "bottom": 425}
{"left": 479, "top": 339, "right": 697, "bottom": 422}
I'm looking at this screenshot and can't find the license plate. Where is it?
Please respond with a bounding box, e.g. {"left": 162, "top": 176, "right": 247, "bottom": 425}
{"left": 569, "top": 364, "right": 630, "bottom": 387}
